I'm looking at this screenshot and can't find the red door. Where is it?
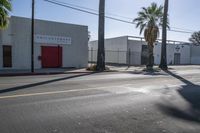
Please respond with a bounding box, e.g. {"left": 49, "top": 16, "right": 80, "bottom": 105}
{"left": 41, "top": 46, "right": 62, "bottom": 68}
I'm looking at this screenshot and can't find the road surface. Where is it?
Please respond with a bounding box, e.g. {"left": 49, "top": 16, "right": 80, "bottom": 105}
{"left": 0, "top": 66, "right": 200, "bottom": 133}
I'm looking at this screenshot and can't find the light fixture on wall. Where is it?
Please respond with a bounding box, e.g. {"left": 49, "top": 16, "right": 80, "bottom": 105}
{"left": 175, "top": 45, "right": 181, "bottom": 52}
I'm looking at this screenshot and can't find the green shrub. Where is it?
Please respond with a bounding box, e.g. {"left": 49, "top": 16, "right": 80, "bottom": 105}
{"left": 86, "top": 64, "right": 110, "bottom": 71}
{"left": 86, "top": 64, "right": 97, "bottom": 71}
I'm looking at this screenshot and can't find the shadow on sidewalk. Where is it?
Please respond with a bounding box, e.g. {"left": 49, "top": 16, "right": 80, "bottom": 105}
{"left": 157, "top": 70, "right": 200, "bottom": 123}
{"left": 124, "top": 68, "right": 168, "bottom": 76}
{"left": 0, "top": 72, "right": 97, "bottom": 94}
{"left": 0, "top": 68, "right": 87, "bottom": 77}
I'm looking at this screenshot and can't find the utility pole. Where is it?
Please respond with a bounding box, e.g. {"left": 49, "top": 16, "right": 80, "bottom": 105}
{"left": 159, "top": 0, "right": 169, "bottom": 70}
{"left": 96, "top": 0, "right": 105, "bottom": 71}
{"left": 31, "top": 0, "right": 35, "bottom": 73}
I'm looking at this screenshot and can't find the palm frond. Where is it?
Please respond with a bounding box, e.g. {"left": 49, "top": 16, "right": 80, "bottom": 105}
{"left": 0, "top": 0, "right": 11, "bottom": 29}
{"left": 134, "top": 2, "right": 165, "bottom": 46}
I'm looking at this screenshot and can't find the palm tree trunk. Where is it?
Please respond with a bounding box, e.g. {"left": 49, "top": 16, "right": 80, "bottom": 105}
{"left": 31, "top": 0, "right": 35, "bottom": 73}
{"left": 147, "top": 44, "right": 154, "bottom": 70}
{"left": 159, "top": 0, "right": 169, "bottom": 70}
{"left": 96, "top": 0, "right": 105, "bottom": 71}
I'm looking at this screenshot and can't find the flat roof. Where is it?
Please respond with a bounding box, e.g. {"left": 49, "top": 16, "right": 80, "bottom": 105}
{"left": 11, "top": 16, "right": 88, "bottom": 28}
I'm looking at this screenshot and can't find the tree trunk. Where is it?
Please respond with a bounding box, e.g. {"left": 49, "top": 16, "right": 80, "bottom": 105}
{"left": 31, "top": 0, "right": 35, "bottom": 73}
{"left": 159, "top": 0, "right": 168, "bottom": 70}
{"left": 147, "top": 44, "right": 154, "bottom": 70}
{"left": 96, "top": 0, "right": 105, "bottom": 71}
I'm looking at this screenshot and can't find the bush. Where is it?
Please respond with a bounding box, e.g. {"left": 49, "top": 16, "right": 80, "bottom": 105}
{"left": 86, "top": 64, "right": 97, "bottom": 71}
{"left": 86, "top": 64, "right": 110, "bottom": 71}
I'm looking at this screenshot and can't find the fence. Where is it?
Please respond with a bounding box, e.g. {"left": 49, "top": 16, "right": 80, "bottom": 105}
{"left": 88, "top": 49, "right": 142, "bottom": 66}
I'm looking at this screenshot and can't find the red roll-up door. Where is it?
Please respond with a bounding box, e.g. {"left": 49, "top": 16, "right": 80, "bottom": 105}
{"left": 41, "top": 46, "right": 62, "bottom": 68}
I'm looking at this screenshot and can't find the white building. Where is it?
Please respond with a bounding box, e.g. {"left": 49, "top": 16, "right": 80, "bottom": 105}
{"left": 190, "top": 45, "right": 200, "bottom": 64}
{"left": 0, "top": 16, "right": 88, "bottom": 70}
{"left": 89, "top": 36, "right": 197, "bottom": 65}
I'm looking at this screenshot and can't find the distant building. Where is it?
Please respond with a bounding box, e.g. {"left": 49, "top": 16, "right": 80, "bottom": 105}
{"left": 0, "top": 16, "right": 88, "bottom": 70}
{"left": 89, "top": 36, "right": 200, "bottom": 65}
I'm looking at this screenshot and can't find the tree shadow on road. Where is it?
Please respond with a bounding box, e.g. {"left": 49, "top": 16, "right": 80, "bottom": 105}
{"left": 0, "top": 72, "right": 97, "bottom": 94}
{"left": 157, "top": 70, "right": 200, "bottom": 123}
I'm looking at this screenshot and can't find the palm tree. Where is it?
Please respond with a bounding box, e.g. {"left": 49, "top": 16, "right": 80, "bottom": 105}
{"left": 96, "top": 0, "right": 105, "bottom": 71}
{"left": 159, "top": 0, "right": 169, "bottom": 70}
{"left": 0, "top": 0, "right": 12, "bottom": 29}
{"left": 134, "top": 3, "right": 163, "bottom": 70}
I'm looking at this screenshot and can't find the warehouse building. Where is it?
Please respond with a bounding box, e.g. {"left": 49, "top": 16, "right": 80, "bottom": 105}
{"left": 89, "top": 36, "right": 199, "bottom": 65}
{"left": 190, "top": 45, "right": 200, "bottom": 64}
{"left": 0, "top": 16, "right": 88, "bottom": 70}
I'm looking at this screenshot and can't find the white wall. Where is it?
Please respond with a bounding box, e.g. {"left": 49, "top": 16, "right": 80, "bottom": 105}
{"left": 34, "top": 19, "right": 88, "bottom": 68}
{"left": 89, "top": 36, "right": 194, "bottom": 65}
{"left": 127, "top": 40, "right": 143, "bottom": 65}
{"left": 167, "top": 44, "right": 175, "bottom": 65}
{"left": 12, "top": 17, "right": 32, "bottom": 69}
{"left": 0, "top": 20, "right": 13, "bottom": 69}
{"left": 154, "top": 43, "right": 161, "bottom": 65}
{"left": 0, "top": 16, "right": 88, "bottom": 70}
{"left": 154, "top": 43, "right": 190, "bottom": 65}
{"left": 89, "top": 36, "right": 128, "bottom": 64}
{"left": 0, "top": 39, "right": 2, "bottom": 68}
{"left": 179, "top": 44, "right": 191, "bottom": 64}
{"left": 191, "top": 45, "right": 200, "bottom": 64}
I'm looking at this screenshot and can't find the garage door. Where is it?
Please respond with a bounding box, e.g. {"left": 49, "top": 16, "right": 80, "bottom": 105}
{"left": 41, "top": 46, "right": 62, "bottom": 68}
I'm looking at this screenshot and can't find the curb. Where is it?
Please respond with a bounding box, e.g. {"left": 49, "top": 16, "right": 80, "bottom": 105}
{"left": 0, "top": 71, "right": 94, "bottom": 77}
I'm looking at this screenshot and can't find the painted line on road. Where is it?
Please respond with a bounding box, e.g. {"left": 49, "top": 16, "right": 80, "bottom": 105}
{"left": 0, "top": 85, "right": 123, "bottom": 100}
{"left": 0, "top": 88, "right": 101, "bottom": 100}
{"left": 1, "top": 81, "right": 200, "bottom": 100}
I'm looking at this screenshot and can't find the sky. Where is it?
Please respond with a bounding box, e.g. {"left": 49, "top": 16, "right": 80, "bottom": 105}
{"left": 11, "top": 0, "right": 200, "bottom": 42}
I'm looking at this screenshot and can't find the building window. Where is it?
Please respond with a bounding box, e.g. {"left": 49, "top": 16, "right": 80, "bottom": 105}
{"left": 3, "top": 45, "right": 12, "bottom": 67}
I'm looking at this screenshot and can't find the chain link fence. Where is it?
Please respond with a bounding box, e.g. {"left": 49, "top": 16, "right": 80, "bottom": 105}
{"left": 88, "top": 49, "right": 142, "bottom": 66}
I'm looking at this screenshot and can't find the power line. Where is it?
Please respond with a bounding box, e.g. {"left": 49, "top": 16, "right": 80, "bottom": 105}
{"left": 46, "top": 0, "right": 196, "bottom": 33}
{"left": 45, "top": 0, "right": 134, "bottom": 21}
{"left": 168, "top": 29, "right": 193, "bottom": 34}
{"left": 44, "top": 0, "right": 99, "bottom": 16}
{"left": 43, "top": 0, "right": 194, "bottom": 34}
{"left": 170, "top": 27, "right": 194, "bottom": 32}
{"left": 43, "top": 0, "right": 135, "bottom": 24}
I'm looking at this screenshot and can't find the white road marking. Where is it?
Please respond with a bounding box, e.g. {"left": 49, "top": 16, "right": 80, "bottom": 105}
{"left": 0, "top": 85, "right": 128, "bottom": 100}
{"left": 0, "top": 88, "right": 98, "bottom": 99}
{"left": 0, "top": 81, "right": 200, "bottom": 100}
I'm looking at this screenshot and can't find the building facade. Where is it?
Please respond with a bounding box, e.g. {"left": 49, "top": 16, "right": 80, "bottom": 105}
{"left": 89, "top": 36, "right": 198, "bottom": 65}
{"left": 0, "top": 16, "right": 88, "bottom": 70}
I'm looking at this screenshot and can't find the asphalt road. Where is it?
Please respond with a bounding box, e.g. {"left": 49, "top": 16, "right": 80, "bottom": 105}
{"left": 0, "top": 66, "right": 200, "bottom": 133}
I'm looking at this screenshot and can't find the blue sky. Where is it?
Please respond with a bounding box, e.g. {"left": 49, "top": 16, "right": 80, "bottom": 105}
{"left": 11, "top": 0, "right": 200, "bottom": 42}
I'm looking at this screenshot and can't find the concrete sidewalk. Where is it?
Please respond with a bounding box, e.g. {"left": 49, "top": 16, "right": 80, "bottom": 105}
{"left": 0, "top": 68, "right": 91, "bottom": 76}
{"left": 108, "top": 65, "right": 200, "bottom": 72}
{"left": 1, "top": 65, "right": 199, "bottom": 76}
